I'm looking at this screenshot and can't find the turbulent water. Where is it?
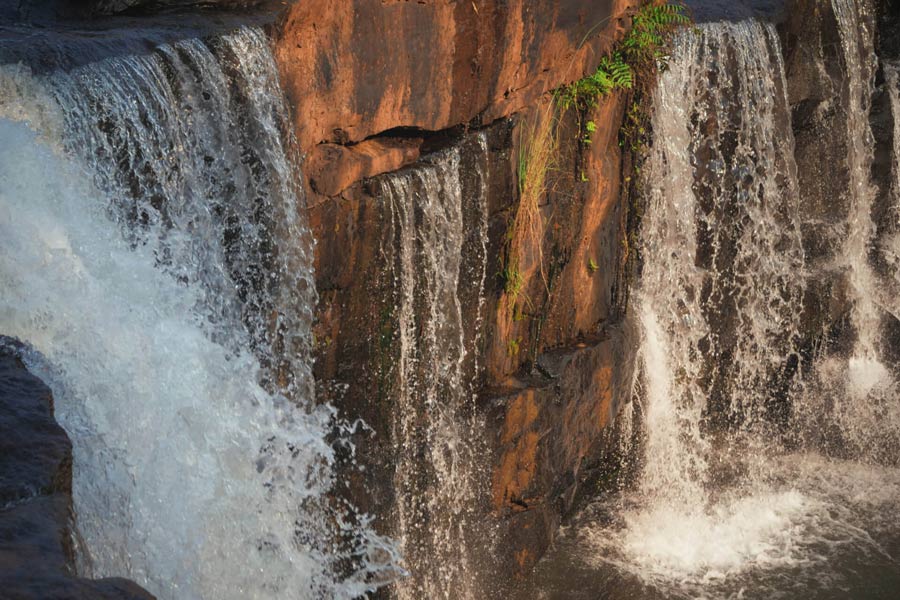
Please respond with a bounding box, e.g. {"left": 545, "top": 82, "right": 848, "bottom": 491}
{"left": 600, "top": 19, "right": 814, "bottom": 592}
{"left": 0, "top": 26, "right": 395, "bottom": 599}
{"left": 382, "top": 134, "right": 492, "bottom": 600}
{"left": 526, "top": 9, "right": 900, "bottom": 600}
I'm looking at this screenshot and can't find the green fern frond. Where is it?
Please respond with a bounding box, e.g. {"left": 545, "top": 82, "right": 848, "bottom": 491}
{"left": 552, "top": 2, "right": 688, "bottom": 112}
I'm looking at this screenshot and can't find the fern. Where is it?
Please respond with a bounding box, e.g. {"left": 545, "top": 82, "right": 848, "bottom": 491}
{"left": 600, "top": 54, "right": 633, "bottom": 89}
{"left": 554, "top": 2, "right": 687, "bottom": 112}
{"left": 623, "top": 2, "right": 689, "bottom": 60}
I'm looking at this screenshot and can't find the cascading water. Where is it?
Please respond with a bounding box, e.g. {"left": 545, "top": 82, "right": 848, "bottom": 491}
{"left": 381, "top": 134, "right": 491, "bottom": 600}
{"left": 0, "top": 25, "right": 395, "bottom": 599}
{"left": 793, "top": 0, "right": 900, "bottom": 462}
{"left": 525, "top": 12, "right": 900, "bottom": 600}
{"left": 603, "top": 19, "right": 814, "bottom": 587}
{"left": 884, "top": 61, "right": 900, "bottom": 292}
{"left": 629, "top": 20, "right": 806, "bottom": 511}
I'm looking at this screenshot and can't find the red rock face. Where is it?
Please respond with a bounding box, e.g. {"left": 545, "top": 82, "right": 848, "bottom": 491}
{"left": 273, "top": 0, "right": 634, "bottom": 151}
{"left": 305, "top": 137, "right": 423, "bottom": 197}
{"left": 273, "top": 0, "right": 643, "bottom": 593}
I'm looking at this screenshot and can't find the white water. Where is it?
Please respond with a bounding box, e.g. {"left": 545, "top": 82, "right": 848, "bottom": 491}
{"left": 0, "top": 26, "right": 396, "bottom": 599}
{"left": 383, "top": 134, "right": 492, "bottom": 600}
{"left": 619, "top": 17, "right": 806, "bottom": 579}
{"left": 795, "top": 0, "right": 900, "bottom": 462}
{"left": 562, "top": 15, "right": 900, "bottom": 597}
{"left": 885, "top": 61, "right": 900, "bottom": 295}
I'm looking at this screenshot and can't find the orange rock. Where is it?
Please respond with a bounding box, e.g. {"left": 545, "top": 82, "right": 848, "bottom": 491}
{"left": 273, "top": 0, "right": 638, "bottom": 153}
{"left": 305, "top": 137, "right": 423, "bottom": 197}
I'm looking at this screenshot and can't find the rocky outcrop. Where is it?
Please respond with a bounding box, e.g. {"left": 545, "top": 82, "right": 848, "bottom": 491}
{"left": 273, "top": 0, "right": 636, "bottom": 185}
{"left": 781, "top": 0, "right": 861, "bottom": 262}
{"left": 486, "top": 326, "right": 636, "bottom": 576}
{"left": 0, "top": 0, "right": 284, "bottom": 23}
{"left": 0, "top": 338, "right": 154, "bottom": 600}
{"left": 89, "top": 0, "right": 271, "bottom": 15}
{"left": 275, "top": 0, "right": 644, "bottom": 591}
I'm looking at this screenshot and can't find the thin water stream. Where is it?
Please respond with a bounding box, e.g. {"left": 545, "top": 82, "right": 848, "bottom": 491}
{"left": 382, "top": 134, "right": 493, "bottom": 600}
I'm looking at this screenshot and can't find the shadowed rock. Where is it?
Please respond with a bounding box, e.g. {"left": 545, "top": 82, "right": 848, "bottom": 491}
{"left": 0, "top": 337, "right": 154, "bottom": 600}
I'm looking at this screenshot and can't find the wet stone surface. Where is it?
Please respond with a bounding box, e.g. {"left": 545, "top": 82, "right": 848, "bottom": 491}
{"left": 0, "top": 337, "right": 154, "bottom": 600}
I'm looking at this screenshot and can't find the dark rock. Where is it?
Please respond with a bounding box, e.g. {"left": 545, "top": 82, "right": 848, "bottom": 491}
{"left": 485, "top": 328, "right": 637, "bottom": 581}
{"left": 0, "top": 0, "right": 285, "bottom": 24}
{"left": 0, "top": 342, "right": 70, "bottom": 506}
{"left": 779, "top": 0, "right": 878, "bottom": 372}
{"left": 0, "top": 338, "right": 154, "bottom": 600}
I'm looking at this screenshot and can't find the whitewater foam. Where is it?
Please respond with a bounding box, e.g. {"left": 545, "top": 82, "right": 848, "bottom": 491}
{"left": 0, "top": 25, "right": 397, "bottom": 600}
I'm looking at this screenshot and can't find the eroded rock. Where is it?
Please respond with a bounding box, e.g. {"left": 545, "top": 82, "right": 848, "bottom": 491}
{"left": 273, "top": 0, "right": 636, "bottom": 152}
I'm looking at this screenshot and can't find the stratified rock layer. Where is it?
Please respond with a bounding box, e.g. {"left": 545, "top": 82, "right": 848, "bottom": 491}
{"left": 274, "top": 0, "right": 634, "bottom": 151}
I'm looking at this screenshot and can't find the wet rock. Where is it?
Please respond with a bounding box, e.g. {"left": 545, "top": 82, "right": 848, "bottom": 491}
{"left": 277, "top": 0, "right": 642, "bottom": 590}
{"left": 782, "top": 0, "right": 854, "bottom": 238}
{"left": 308, "top": 76, "right": 637, "bottom": 596}
{"left": 306, "top": 137, "right": 424, "bottom": 198}
{"left": 482, "top": 95, "right": 631, "bottom": 384}
{"left": 88, "top": 0, "right": 277, "bottom": 15}
{"left": 486, "top": 328, "right": 637, "bottom": 579}
{"left": 0, "top": 0, "right": 284, "bottom": 23}
{"left": 0, "top": 342, "right": 70, "bottom": 506}
{"left": 780, "top": 0, "right": 878, "bottom": 368}
{"left": 0, "top": 338, "right": 154, "bottom": 600}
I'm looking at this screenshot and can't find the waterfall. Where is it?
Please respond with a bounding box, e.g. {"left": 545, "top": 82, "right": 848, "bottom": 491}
{"left": 885, "top": 61, "right": 900, "bottom": 288}
{"left": 382, "top": 134, "right": 491, "bottom": 600}
{"left": 623, "top": 15, "right": 807, "bottom": 568}
{"left": 0, "top": 26, "right": 395, "bottom": 599}
{"left": 628, "top": 16, "right": 806, "bottom": 508}
{"left": 525, "top": 15, "right": 900, "bottom": 599}
{"left": 799, "top": 0, "right": 900, "bottom": 461}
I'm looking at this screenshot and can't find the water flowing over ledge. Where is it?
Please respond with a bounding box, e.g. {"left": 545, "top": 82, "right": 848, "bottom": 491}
{"left": 0, "top": 25, "right": 397, "bottom": 599}
{"left": 1, "top": 0, "right": 899, "bottom": 598}
{"left": 381, "top": 135, "right": 492, "bottom": 599}
{"left": 522, "top": 4, "right": 900, "bottom": 598}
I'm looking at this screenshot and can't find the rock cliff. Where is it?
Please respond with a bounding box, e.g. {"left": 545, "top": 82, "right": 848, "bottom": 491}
{"left": 271, "top": 0, "right": 645, "bottom": 593}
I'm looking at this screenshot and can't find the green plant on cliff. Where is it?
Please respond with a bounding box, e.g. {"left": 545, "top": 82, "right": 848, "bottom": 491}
{"left": 502, "top": 261, "right": 524, "bottom": 299}
{"left": 500, "top": 1, "right": 689, "bottom": 331}
{"left": 556, "top": 2, "right": 689, "bottom": 112}
{"left": 620, "top": 101, "right": 648, "bottom": 152}
{"left": 582, "top": 119, "right": 598, "bottom": 146}
{"left": 622, "top": 2, "right": 691, "bottom": 61}
{"left": 557, "top": 53, "right": 633, "bottom": 111}
{"left": 516, "top": 109, "right": 557, "bottom": 212}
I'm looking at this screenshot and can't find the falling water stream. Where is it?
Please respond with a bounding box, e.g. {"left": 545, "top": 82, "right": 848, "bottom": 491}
{"left": 526, "top": 8, "right": 900, "bottom": 600}
{"left": 0, "top": 25, "right": 395, "bottom": 600}
{"left": 792, "top": 0, "right": 900, "bottom": 464}
{"left": 382, "top": 134, "right": 492, "bottom": 600}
